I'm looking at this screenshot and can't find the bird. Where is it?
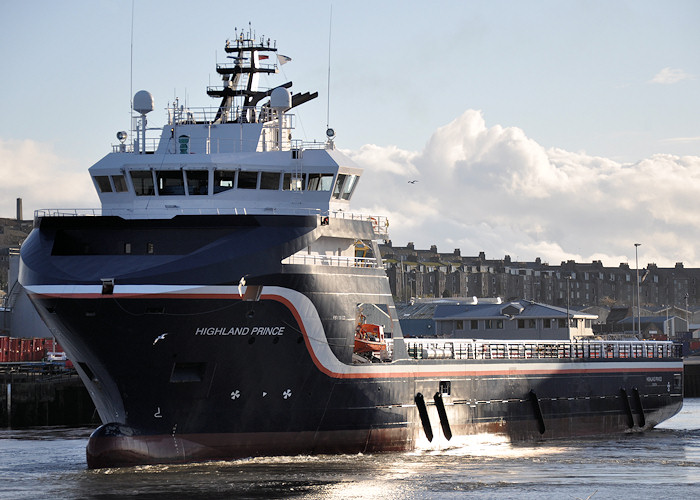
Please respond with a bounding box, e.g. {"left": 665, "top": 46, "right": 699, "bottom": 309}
{"left": 153, "top": 333, "right": 168, "bottom": 345}
{"left": 408, "top": 180, "right": 418, "bottom": 184}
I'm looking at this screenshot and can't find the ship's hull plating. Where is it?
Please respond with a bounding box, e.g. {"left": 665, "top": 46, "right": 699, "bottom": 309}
{"left": 19, "top": 216, "right": 684, "bottom": 468}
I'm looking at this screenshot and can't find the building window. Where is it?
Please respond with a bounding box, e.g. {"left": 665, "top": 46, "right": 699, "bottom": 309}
{"left": 470, "top": 320, "right": 479, "bottom": 329}
{"left": 455, "top": 320, "right": 463, "bottom": 330}
{"left": 485, "top": 319, "right": 503, "bottom": 329}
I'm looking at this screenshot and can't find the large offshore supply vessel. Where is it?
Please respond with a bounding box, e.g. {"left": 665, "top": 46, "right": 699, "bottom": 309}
{"left": 19, "top": 30, "right": 683, "bottom": 468}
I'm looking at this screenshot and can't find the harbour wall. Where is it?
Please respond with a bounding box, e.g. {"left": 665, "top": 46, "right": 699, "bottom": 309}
{"left": 0, "top": 369, "right": 97, "bottom": 428}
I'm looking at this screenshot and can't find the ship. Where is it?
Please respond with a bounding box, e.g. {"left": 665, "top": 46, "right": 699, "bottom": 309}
{"left": 19, "top": 28, "right": 683, "bottom": 468}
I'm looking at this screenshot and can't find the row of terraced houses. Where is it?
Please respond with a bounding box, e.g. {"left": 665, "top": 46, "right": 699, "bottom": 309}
{"left": 380, "top": 241, "right": 700, "bottom": 313}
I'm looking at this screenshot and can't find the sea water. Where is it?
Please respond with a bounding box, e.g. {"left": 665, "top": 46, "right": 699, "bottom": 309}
{"left": 1, "top": 399, "right": 698, "bottom": 499}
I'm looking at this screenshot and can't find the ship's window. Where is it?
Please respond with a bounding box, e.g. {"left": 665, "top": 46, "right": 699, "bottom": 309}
{"left": 439, "top": 380, "right": 451, "bottom": 396}
{"left": 332, "top": 174, "right": 359, "bottom": 200}
{"left": 283, "top": 173, "right": 305, "bottom": 191}
{"left": 332, "top": 174, "right": 346, "bottom": 199}
{"left": 238, "top": 171, "right": 258, "bottom": 189}
{"left": 124, "top": 243, "right": 131, "bottom": 254}
{"left": 147, "top": 242, "right": 154, "bottom": 254}
{"left": 156, "top": 170, "right": 185, "bottom": 195}
{"left": 178, "top": 135, "right": 190, "bottom": 154}
{"left": 111, "top": 175, "right": 128, "bottom": 192}
{"left": 214, "top": 170, "right": 236, "bottom": 193}
{"left": 130, "top": 170, "right": 155, "bottom": 196}
{"left": 95, "top": 176, "right": 112, "bottom": 193}
{"left": 341, "top": 174, "right": 359, "bottom": 200}
{"left": 260, "top": 172, "right": 281, "bottom": 190}
{"left": 307, "top": 173, "right": 334, "bottom": 191}
{"left": 185, "top": 170, "right": 208, "bottom": 195}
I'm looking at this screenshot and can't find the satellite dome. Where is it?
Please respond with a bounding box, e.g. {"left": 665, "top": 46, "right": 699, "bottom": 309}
{"left": 133, "top": 90, "right": 154, "bottom": 114}
{"left": 270, "top": 87, "right": 291, "bottom": 111}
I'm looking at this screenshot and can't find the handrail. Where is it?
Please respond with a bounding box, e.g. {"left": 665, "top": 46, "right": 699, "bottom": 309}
{"left": 282, "top": 254, "right": 379, "bottom": 268}
{"left": 34, "top": 208, "right": 389, "bottom": 228}
{"left": 394, "top": 338, "right": 682, "bottom": 361}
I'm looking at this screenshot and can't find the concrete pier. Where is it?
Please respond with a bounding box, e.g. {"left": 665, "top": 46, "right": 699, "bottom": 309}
{"left": 0, "top": 366, "right": 97, "bottom": 427}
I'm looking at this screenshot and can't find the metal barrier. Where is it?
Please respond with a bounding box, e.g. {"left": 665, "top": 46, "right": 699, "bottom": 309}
{"left": 399, "top": 338, "right": 680, "bottom": 361}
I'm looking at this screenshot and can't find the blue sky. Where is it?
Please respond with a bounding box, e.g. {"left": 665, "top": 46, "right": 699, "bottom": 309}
{"left": 1, "top": 1, "right": 699, "bottom": 268}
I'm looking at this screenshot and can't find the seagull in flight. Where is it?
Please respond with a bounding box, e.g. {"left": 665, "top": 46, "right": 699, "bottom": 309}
{"left": 408, "top": 180, "right": 418, "bottom": 184}
{"left": 153, "top": 333, "right": 168, "bottom": 345}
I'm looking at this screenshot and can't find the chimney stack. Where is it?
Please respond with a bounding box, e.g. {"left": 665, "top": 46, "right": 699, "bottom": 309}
{"left": 16, "top": 198, "right": 22, "bottom": 221}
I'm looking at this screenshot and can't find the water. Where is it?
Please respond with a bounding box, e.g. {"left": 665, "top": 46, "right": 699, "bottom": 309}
{"left": 2, "top": 401, "right": 699, "bottom": 499}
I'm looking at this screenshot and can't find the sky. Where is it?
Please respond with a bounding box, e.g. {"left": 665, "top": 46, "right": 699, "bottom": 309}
{"left": 1, "top": 1, "right": 699, "bottom": 268}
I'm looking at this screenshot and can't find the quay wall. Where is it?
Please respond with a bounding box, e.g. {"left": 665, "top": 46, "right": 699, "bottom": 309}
{"left": 0, "top": 370, "right": 97, "bottom": 427}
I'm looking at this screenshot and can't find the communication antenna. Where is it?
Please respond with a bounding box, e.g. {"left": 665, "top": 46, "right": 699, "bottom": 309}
{"left": 130, "top": 0, "right": 135, "bottom": 128}
{"left": 326, "top": 4, "right": 333, "bottom": 132}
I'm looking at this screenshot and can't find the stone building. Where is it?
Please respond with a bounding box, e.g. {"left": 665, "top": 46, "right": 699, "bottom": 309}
{"left": 380, "top": 242, "right": 700, "bottom": 324}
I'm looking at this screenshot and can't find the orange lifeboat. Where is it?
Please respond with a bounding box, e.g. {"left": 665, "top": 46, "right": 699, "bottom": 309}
{"left": 354, "top": 322, "right": 387, "bottom": 354}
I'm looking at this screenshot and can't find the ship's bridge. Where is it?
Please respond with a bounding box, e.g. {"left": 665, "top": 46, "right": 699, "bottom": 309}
{"left": 87, "top": 145, "right": 366, "bottom": 220}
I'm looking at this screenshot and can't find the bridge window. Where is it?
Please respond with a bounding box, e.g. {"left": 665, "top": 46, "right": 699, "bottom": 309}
{"left": 186, "top": 170, "right": 208, "bottom": 195}
{"left": 130, "top": 171, "right": 155, "bottom": 196}
{"left": 283, "top": 173, "right": 305, "bottom": 191}
{"left": 111, "top": 175, "right": 128, "bottom": 192}
{"left": 332, "top": 174, "right": 359, "bottom": 200}
{"left": 156, "top": 171, "right": 185, "bottom": 195}
{"left": 238, "top": 171, "right": 259, "bottom": 189}
{"left": 260, "top": 172, "right": 281, "bottom": 190}
{"left": 214, "top": 170, "right": 236, "bottom": 193}
{"left": 307, "top": 173, "right": 334, "bottom": 191}
{"left": 94, "top": 176, "right": 112, "bottom": 193}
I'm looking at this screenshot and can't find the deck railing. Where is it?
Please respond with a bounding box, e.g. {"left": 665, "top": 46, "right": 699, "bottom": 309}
{"left": 282, "top": 254, "right": 379, "bottom": 268}
{"left": 395, "top": 338, "right": 681, "bottom": 361}
{"left": 34, "top": 209, "right": 389, "bottom": 236}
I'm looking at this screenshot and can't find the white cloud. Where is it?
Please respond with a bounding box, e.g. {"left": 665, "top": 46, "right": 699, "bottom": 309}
{"left": 650, "top": 67, "right": 692, "bottom": 84}
{"left": 348, "top": 110, "right": 700, "bottom": 268}
{"left": 0, "top": 139, "right": 98, "bottom": 219}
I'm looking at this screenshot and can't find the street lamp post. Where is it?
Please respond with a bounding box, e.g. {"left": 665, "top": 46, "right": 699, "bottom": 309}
{"left": 634, "top": 243, "right": 641, "bottom": 338}
{"left": 566, "top": 276, "right": 571, "bottom": 332}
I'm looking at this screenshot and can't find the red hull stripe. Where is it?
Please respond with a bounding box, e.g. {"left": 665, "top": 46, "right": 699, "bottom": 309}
{"left": 26, "top": 286, "right": 683, "bottom": 380}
